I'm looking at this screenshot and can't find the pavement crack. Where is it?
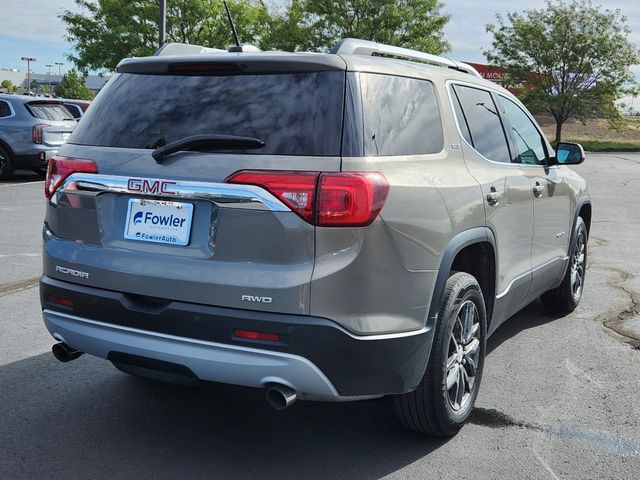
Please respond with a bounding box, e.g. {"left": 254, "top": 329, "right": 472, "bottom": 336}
{"left": 589, "top": 265, "right": 640, "bottom": 350}
{"left": 0, "top": 277, "right": 39, "bottom": 298}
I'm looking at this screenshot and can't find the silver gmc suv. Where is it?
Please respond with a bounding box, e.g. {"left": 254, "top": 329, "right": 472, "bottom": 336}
{"left": 40, "top": 39, "right": 591, "bottom": 436}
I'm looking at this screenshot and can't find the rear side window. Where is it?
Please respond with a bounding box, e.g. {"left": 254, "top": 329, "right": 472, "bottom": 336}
{"left": 63, "top": 103, "right": 82, "bottom": 119}
{"left": 0, "top": 101, "right": 11, "bottom": 118}
{"left": 360, "top": 73, "right": 443, "bottom": 156}
{"left": 70, "top": 71, "right": 345, "bottom": 156}
{"left": 452, "top": 85, "right": 511, "bottom": 163}
{"left": 26, "top": 102, "right": 74, "bottom": 121}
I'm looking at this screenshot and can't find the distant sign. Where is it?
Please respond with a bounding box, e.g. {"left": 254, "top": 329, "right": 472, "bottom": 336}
{"left": 464, "top": 62, "right": 506, "bottom": 84}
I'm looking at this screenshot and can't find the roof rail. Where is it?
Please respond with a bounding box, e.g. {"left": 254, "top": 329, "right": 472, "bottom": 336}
{"left": 331, "top": 38, "right": 481, "bottom": 78}
{"left": 155, "top": 43, "right": 227, "bottom": 56}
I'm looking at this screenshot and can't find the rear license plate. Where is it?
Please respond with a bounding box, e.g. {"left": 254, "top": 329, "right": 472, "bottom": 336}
{"left": 124, "top": 199, "right": 193, "bottom": 246}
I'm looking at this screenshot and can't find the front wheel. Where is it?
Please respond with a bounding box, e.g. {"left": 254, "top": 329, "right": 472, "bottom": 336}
{"left": 394, "top": 272, "right": 487, "bottom": 436}
{"left": 541, "top": 216, "right": 588, "bottom": 315}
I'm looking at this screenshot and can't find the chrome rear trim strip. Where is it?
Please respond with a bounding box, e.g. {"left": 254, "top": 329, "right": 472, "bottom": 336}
{"left": 58, "top": 173, "right": 290, "bottom": 212}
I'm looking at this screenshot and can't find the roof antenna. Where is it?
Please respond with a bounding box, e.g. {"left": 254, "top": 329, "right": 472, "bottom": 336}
{"left": 223, "top": 0, "right": 241, "bottom": 49}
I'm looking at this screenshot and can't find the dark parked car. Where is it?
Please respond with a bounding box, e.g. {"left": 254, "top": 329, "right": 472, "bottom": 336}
{"left": 59, "top": 99, "right": 91, "bottom": 120}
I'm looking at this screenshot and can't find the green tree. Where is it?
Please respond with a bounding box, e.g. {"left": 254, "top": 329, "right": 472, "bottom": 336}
{"left": 61, "top": 0, "right": 278, "bottom": 72}
{"left": 0, "top": 80, "right": 14, "bottom": 92}
{"left": 54, "top": 69, "right": 94, "bottom": 100}
{"left": 298, "top": 0, "right": 450, "bottom": 53}
{"left": 485, "top": 0, "right": 640, "bottom": 142}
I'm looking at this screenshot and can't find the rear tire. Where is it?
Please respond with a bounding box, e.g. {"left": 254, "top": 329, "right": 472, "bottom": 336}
{"left": 0, "top": 145, "right": 14, "bottom": 180}
{"left": 541, "top": 217, "right": 587, "bottom": 316}
{"left": 394, "top": 272, "right": 487, "bottom": 436}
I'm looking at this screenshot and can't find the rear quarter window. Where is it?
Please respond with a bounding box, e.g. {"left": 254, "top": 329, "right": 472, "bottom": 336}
{"left": 0, "top": 100, "right": 12, "bottom": 118}
{"left": 63, "top": 103, "right": 83, "bottom": 119}
{"left": 360, "top": 73, "right": 444, "bottom": 156}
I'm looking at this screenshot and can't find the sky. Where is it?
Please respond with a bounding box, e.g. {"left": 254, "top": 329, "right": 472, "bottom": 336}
{"left": 0, "top": 0, "right": 638, "bottom": 82}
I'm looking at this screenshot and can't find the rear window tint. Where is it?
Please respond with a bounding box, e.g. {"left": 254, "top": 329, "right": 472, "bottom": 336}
{"left": 27, "top": 102, "right": 74, "bottom": 121}
{"left": 360, "top": 73, "right": 443, "bottom": 156}
{"left": 70, "top": 71, "right": 345, "bottom": 156}
{"left": 0, "top": 101, "right": 11, "bottom": 118}
{"left": 63, "top": 103, "right": 83, "bottom": 119}
{"left": 451, "top": 85, "right": 511, "bottom": 163}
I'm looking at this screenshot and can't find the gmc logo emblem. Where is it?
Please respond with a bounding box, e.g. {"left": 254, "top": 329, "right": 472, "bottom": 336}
{"left": 127, "top": 178, "right": 177, "bottom": 195}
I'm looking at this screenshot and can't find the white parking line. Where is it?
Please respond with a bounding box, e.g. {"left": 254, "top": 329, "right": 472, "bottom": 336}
{"left": 0, "top": 253, "right": 40, "bottom": 258}
{"left": 0, "top": 180, "right": 44, "bottom": 188}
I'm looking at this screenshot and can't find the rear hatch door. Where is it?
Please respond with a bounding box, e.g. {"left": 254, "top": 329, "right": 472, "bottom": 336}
{"left": 44, "top": 56, "right": 346, "bottom": 315}
{"left": 26, "top": 101, "right": 76, "bottom": 147}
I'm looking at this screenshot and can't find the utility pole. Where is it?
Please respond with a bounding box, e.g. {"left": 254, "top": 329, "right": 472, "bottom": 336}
{"left": 55, "top": 62, "right": 63, "bottom": 77}
{"left": 159, "top": 0, "right": 166, "bottom": 48}
{"left": 46, "top": 64, "right": 53, "bottom": 96}
{"left": 21, "top": 56, "right": 36, "bottom": 95}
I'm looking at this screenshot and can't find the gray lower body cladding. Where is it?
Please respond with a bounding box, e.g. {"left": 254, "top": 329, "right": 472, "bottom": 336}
{"left": 40, "top": 276, "right": 433, "bottom": 398}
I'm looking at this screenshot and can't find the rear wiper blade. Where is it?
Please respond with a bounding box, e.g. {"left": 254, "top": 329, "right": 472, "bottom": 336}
{"left": 151, "top": 134, "right": 265, "bottom": 163}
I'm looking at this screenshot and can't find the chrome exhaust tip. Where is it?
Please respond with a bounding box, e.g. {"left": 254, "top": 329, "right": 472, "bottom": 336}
{"left": 265, "top": 384, "right": 297, "bottom": 410}
{"left": 52, "top": 342, "right": 83, "bottom": 362}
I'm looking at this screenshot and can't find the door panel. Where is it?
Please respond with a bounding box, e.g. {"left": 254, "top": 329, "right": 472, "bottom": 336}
{"left": 494, "top": 94, "right": 572, "bottom": 294}
{"left": 528, "top": 167, "right": 572, "bottom": 294}
{"left": 450, "top": 84, "right": 533, "bottom": 299}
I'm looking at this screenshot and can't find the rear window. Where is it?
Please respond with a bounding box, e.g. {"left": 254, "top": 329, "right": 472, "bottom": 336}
{"left": 27, "top": 102, "right": 74, "bottom": 121}
{"left": 360, "top": 73, "right": 443, "bottom": 156}
{"left": 70, "top": 71, "right": 345, "bottom": 156}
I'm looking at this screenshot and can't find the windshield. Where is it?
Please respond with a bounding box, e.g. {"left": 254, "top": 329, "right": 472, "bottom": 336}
{"left": 70, "top": 71, "right": 345, "bottom": 156}
{"left": 27, "top": 102, "right": 74, "bottom": 121}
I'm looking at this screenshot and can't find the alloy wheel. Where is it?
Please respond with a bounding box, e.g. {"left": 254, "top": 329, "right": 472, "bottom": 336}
{"left": 571, "top": 231, "right": 586, "bottom": 302}
{"left": 446, "top": 300, "right": 481, "bottom": 412}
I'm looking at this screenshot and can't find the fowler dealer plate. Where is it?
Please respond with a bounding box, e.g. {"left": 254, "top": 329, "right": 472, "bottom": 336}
{"left": 124, "top": 198, "right": 193, "bottom": 246}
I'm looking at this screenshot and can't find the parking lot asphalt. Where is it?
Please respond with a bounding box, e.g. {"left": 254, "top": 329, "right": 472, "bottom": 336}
{"left": 1, "top": 155, "right": 639, "bottom": 480}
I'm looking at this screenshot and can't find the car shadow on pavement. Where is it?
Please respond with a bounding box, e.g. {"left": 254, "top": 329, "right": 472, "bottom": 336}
{"left": 0, "top": 351, "right": 451, "bottom": 480}
{"left": 0, "top": 169, "right": 42, "bottom": 184}
{"left": 487, "top": 299, "right": 558, "bottom": 355}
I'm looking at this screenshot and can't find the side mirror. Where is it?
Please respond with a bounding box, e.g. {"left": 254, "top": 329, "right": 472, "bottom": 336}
{"left": 555, "top": 142, "right": 585, "bottom": 165}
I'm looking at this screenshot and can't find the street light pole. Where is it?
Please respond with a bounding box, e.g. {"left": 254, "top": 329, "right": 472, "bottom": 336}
{"left": 21, "top": 56, "right": 36, "bottom": 95}
{"left": 46, "top": 64, "right": 53, "bottom": 96}
{"left": 159, "top": 0, "right": 166, "bottom": 48}
{"left": 55, "top": 62, "right": 63, "bottom": 77}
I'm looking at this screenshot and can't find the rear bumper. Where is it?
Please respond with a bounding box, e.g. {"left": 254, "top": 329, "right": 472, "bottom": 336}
{"left": 40, "top": 276, "right": 433, "bottom": 398}
{"left": 14, "top": 149, "right": 57, "bottom": 168}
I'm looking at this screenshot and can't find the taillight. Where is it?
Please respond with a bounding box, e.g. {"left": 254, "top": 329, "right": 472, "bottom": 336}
{"left": 317, "top": 173, "right": 389, "bottom": 226}
{"left": 45, "top": 156, "right": 98, "bottom": 199}
{"left": 226, "top": 171, "right": 318, "bottom": 223}
{"left": 32, "top": 123, "right": 47, "bottom": 144}
{"left": 225, "top": 170, "right": 389, "bottom": 227}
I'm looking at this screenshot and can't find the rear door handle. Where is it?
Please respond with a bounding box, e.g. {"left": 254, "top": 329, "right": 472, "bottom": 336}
{"left": 486, "top": 187, "right": 500, "bottom": 206}
{"left": 533, "top": 182, "right": 545, "bottom": 197}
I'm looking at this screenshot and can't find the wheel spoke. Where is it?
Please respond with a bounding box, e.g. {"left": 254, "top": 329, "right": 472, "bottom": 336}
{"left": 446, "top": 364, "right": 459, "bottom": 390}
{"left": 456, "top": 367, "right": 466, "bottom": 406}
{"left": 462, "top": 365, "right": 474, "bottom": 390}
{"left": 466, "top": 356, "right": 477, "bottom": 376}
{"left": 464, "top": 338, "right": 480, "bottom": 356}
{"left": 446, "top": 352, "right": 457, "bottom": 370}
{"left": 467, "top": 322, "right": 479, "bottom": 341}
